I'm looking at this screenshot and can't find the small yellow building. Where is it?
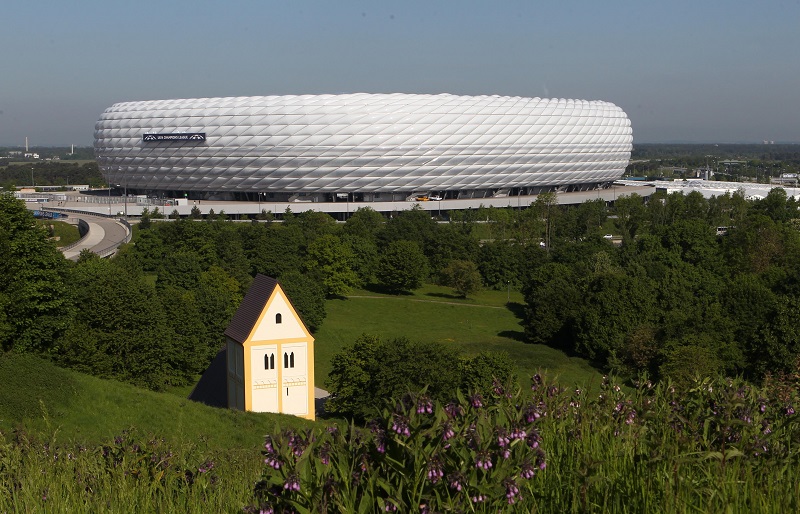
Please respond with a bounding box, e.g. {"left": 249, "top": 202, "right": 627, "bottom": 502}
{"left": 224, "top": 274, "right": 315, "bottom": 420}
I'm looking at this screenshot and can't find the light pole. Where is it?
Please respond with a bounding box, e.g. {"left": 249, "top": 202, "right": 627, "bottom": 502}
{"left": 117, "top": 182, "right": 127, "bottom": 219}
{"left": 31, "top": 168, "right": 34, "bottom": 189}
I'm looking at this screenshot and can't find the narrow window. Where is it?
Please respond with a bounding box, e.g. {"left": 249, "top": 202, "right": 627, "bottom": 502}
{"left": 276, "top": 313, "right": 282, "bottom": 324}
{"left": 284, "top": 352, "right": 289, "bottom": 368}
{"left": 290, "top": 352, "right": 295, "bottom": 368}
{"left": 269, "top": 353, "right": 274, "bottom": 370}
{"left": 264, "top": 354, "right": 268, "bottom": 369}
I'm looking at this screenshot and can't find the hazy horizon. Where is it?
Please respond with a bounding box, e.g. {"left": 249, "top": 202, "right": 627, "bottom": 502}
{"left": 2, "top": 1, "right": 799, "bottom": 146}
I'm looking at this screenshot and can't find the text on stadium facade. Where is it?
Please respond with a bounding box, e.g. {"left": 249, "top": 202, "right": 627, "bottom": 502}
{"left": 142, "top": 132, "right": 206, "bottom": 142}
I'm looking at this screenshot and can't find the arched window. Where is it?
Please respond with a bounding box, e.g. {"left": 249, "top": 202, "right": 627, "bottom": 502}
{"left": 264, "top": 354, "right": 268, "bottom": 369}
{"left": 276, "top": 313, "right": 282, "bottom": 324}
{"left": 290, "top": 352, "right": 295, "bottom": 368}
{"left": 284, "top": 352, "right": 289, "bottom": 368}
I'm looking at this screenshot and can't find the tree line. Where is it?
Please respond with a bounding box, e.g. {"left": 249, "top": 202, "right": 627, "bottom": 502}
{"left": 2, "top": 187, "right": 799, "bottom": 393}
{"left": 521, "top": 188, "right": 800, "bottom": 386}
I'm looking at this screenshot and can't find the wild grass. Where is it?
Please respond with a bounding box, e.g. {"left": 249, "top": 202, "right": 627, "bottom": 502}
{"left": 251, "top": 373, "right": 800, "bottom": 513}
{"left": 2, "top": 352, "right": 798, "bottom": 512}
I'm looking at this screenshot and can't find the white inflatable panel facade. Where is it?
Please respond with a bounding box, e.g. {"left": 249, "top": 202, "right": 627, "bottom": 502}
{"left": 94, "top": 93, "right": 632, "bottom": 194}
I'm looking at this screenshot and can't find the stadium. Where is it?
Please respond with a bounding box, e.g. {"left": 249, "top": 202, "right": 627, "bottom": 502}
{"left": 94, "top": 93, "right": 633, "bottom": 206}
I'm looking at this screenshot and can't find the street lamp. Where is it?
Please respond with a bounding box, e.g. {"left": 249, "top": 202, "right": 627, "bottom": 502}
{"left": 116, "top": 182, "right": 127, "bottom": 219}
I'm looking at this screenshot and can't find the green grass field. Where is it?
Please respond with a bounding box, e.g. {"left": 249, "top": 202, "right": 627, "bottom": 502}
{"left": 0, "top": 353, "right": 315, "bottom": 449}
{"left": 0, "top": 281, "right": 601, "bottom": 446}
{"left": 313, "top": 283, "right": 601, "bottom": 390}
{"left": 38, "top": 219, "right": 81, "bottom": 246}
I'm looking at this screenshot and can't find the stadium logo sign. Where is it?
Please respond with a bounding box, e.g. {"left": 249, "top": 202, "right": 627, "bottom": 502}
{"left": 143, "top": 132, "right": 206, "bottom": 142}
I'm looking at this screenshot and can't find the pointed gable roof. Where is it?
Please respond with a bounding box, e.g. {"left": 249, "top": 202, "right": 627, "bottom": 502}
{"left": 224, "top": 274, "right": 278, "bottom": 343}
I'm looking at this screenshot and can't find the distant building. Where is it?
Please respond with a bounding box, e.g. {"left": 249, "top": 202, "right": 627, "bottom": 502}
{"left": 94, "top": 93, "right": 632, "bottom": 203}
{"left": 224, "top": 275, "right": 315, "bottom": 420}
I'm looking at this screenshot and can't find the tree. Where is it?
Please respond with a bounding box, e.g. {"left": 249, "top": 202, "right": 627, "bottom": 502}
{"left": 0, "top": 193, "right": 73, "bottom": 354}
{"left": 343, "top": 207, "right": 385, "bottom": 240}
{"left": 477, "top": 240, "right": 524, "bottom": 289}
{"left": 522, "top": 263, "right": 583, "bottom": 347}
{"left": 59, "top": 259, "right": 173, "bottom": 390}
{"left": 380, "top": 205, "right": 437, "bottom": 247}
{"left": 195, "top": 266, "right": 243, "bottom": 355}
{"left": 278, "top": 270, "right": 327, "bottom": 332}
{"left": 442, "top": 259, "right": 483, "bottom": 298}
{"left": 305, "top": 234, "right": 359, "bottom": 297}
{"left": 376, "top": 240, "right": 428, "bottom": 293}
{"left": 613, "top": 193, "right": 647, "bottom": 243}
{"left": 458, "top": 351, "right": 517, "bottom": 397}
{"left": 533, "top": 191, "right": 560, "bottom": 250}
{"left": 325, "top": 335, "right": 460, "bottom": 420}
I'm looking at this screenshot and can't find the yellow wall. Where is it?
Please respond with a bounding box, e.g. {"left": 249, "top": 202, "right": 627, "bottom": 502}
{"left": 238, "top": 284, "right": 316, "bottom": 420}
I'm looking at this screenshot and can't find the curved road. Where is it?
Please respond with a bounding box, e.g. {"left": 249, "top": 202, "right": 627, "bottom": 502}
{"left": 28, "top": 203, "right": 131, "bottom": 260}
{"left": 61, "top": 214, "right": 130, "bottom": 260}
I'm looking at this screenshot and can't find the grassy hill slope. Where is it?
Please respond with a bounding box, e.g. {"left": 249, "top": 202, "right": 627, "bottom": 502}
{"left": 0, "top": 352, "right": 313, "bottom": 449}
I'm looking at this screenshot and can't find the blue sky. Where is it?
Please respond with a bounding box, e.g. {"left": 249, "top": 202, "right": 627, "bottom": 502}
{"left": 1, "top": 0, "right": 799, "bottom": 146}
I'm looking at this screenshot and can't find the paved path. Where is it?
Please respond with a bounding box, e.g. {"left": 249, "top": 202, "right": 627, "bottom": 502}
{"left": 62, "top": 222, "right": 105, "bottom": 259}
{"left": 27, "top": 203, "right": 131, "bottom": 260}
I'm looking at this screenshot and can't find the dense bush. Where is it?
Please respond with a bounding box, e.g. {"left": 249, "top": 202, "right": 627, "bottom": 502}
{"left": 325, "top": 335, "right": 516, "bottom": 420}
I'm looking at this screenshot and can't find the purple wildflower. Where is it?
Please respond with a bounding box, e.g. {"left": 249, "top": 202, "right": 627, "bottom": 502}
{"left": 526, "top": 429, "right": 541, "bottom": 449}
{"left": 496, "top": 428, "right": 510, "bottom": 448}
{"left": 504, "top": 478, "right": 521, "bottom": 504}
{"left": 318, "top": 442, "right": 332, "bottom": 465}
{"left": 426, "top": 457, "right": 444, "bottom": 484}
{"left": 416, "top": 395, "right": 434, "bottom": 414}
{"left": 441, "top": 422, "right": 455, "bottom": 441}
{"left": 264, "top": 454, "right": 282, "bottom": 469}
{"left": 391, "top": 414, "right": 411, "bottom": 437}
{"left": 493, "top": 379, "right": 506, "bottom": 397}
{"left": 531, "top": 373, "right": 543, "bottom": 391}
{"left": 521, "top": 461, "right": 536, "bottom": 479}
{"left": 283, "top": 473, "right": 300, "bottom": 492}
{"left": 448, "top": 472, "right": 464, "bottom": 491}
{"left": 445, "top": 402, "right": 464, "bottom": 418}
{"left": 475, "top": 451, "right": 493, "bottom": 470}
{"left": 470, "top": 394, "right": 484, "bottom": 408}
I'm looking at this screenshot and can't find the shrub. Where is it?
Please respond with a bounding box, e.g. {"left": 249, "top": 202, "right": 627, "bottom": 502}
{"left": 249, "top": 385, "right": 545, "bottom": 512}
